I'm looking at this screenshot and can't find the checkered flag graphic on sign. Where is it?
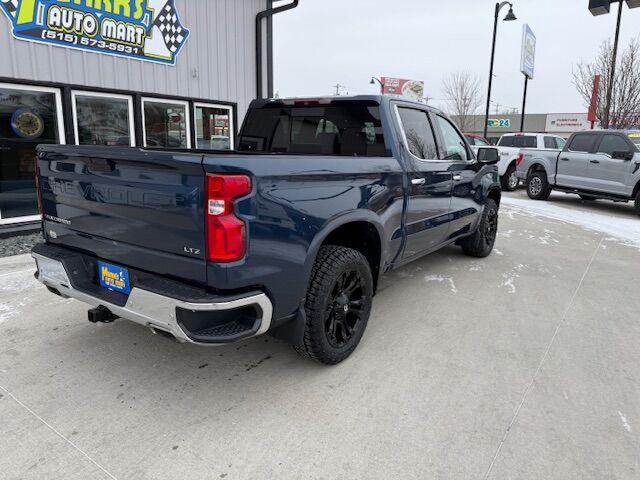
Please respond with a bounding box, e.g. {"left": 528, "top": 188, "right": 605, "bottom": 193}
{"left": 153, "top": 2, "right": 186, "bottom": 54}
{"left": 1, "top": 0, "right": 19, "bottom": 18}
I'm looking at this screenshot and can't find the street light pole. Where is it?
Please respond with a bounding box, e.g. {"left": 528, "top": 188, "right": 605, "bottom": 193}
{"left": 483, "top": 2, "right": 517, "bottom": 139}
{"left": 370, "top": 77, "right": 384, "bottom": 93}
{"left": 520, "top": 75, "right": 528, "bottom": 132}
{"left": 603, "top": 1, "right": 623, "bottom": 129}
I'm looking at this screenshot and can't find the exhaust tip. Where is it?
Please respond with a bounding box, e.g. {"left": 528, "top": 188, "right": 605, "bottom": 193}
{"left": 149, "top": 326, "right": 178, "bottom": 342}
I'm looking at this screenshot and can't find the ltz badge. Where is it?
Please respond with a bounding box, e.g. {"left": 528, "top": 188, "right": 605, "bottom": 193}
{"left": 0, "top": 0, "right": 189, "bottom": 65}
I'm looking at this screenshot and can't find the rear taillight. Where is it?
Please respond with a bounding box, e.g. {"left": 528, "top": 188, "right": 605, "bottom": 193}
{"left": 205, "top": 174, "right": 251, "bottom": 263}
{"left": 516, "top": 153, "right": 524, "bottom": 167}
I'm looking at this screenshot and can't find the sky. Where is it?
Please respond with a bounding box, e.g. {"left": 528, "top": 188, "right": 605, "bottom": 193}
{"left": 273, "top": 0, "right": 640, "bottom": 114}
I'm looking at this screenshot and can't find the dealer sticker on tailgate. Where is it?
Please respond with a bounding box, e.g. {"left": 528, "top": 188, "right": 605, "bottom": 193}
{"left": 98, "top": 261, "right": 131, "bottom": 295}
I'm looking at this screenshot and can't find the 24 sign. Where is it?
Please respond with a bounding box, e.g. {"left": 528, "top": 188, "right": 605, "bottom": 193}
{"left": 487, "top": 118, "right": 511, "bottom": 128}
{"left": 0, "top": 0, "right": 190, "bottom": 65}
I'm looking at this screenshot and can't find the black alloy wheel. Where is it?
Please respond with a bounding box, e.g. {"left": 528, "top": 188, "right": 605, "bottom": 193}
{"left": 325, "top": 270, "right": 366, "bottom": 348}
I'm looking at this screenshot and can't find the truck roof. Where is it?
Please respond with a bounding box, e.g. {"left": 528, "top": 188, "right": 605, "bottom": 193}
{"left": 251, "top": 95, "right": 445, "bottom": 115}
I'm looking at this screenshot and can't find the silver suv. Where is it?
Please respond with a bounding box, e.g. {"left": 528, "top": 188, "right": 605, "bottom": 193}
{"left": 516, "top": 130, "right": 640, "bottom": 215}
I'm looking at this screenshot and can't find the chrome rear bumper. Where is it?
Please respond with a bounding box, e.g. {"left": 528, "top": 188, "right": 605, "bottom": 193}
{"left": 32, "top": 252, "right": 273, "bottom": 345}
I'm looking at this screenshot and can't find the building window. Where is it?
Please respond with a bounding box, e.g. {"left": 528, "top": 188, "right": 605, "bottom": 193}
{"left": 194, "top": 103, "right": 234, "bottom": 150}
{"left": 0, "top": 83, "right": 64, "bottom": 224}
{"left": 142, "top": 98, "right": 190, "bottom": 149}
{"left": 72, "top": 91, "right": 135, "bottom": 146}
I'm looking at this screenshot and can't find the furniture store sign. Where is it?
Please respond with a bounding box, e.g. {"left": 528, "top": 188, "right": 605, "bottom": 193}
{"left": 0, "top": 0, "right": 189, "bottom": 65}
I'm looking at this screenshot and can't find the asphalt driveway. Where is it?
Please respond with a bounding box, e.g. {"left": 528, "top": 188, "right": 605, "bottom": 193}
{"left": 1, "top": 191, "right": 639, "bottom": 480}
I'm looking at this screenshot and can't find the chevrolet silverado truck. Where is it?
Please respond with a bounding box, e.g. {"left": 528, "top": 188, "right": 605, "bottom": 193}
{"left": 517, "top": 130, "right": 640, "bottom": 215}
{"left": 495, "top": 132, "right": 566, "bottom": 192}
{"left": 32, "top": 96, "right": 502, "bottom": 364}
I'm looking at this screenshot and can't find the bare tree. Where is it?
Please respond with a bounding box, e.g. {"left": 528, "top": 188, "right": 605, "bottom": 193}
{"left": 442, "top": 72, "right": 483, "bottom": 132}
{"left": 573, "top": 38, "right": 640, "bottom": 129}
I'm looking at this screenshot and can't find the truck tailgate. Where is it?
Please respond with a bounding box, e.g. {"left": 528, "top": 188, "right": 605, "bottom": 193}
{"left": 37, "top": 146, "right": 207, "bottom": 285}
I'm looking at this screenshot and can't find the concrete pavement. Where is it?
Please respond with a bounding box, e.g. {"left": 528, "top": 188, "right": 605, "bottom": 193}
{"left": 0, "top": 191, "right": 639, "bottom": 479}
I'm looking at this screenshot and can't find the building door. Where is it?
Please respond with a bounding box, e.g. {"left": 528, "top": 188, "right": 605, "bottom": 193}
{"left": 0, "top": 83, "right": 65, "bottom": 224}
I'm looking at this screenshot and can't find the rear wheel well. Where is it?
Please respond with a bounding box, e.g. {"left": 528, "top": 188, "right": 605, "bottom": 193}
{"left": 321, "top": 221, "right": 382, "bottom": 293}
{"left": 527, "top": 163, "right": 547, "bottom": 179}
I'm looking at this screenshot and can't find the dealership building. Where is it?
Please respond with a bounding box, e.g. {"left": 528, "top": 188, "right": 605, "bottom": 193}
{"left": 0, "top": 0, "right": 290, "bottom": 232}
{"left": 460, "top": 113, "right": 597, "bottom": 144}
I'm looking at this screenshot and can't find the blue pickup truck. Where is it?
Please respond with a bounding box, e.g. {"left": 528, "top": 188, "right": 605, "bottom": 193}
{"left": 32, "top": 96, "right": 501, "bottom": 364}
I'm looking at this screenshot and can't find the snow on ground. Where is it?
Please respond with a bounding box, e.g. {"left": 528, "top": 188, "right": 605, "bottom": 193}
{"left": 424, "top": 274, "right": 458, "bottom": 294}
{"left": 502, "top": 196, "right": 640, "bottom": 249}
{"left": 0, "top": 267, "right": 49, "bottom": 324}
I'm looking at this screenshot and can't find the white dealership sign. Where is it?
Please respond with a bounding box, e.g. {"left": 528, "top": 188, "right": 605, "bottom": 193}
{"left": 520, "top": 24, "right": 536, "bottom": 79}
{"left": 545, "top": 113, "right": 591, "bottom": 132}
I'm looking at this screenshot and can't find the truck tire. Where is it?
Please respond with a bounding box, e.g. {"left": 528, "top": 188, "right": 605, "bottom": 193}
{"left": 294, "top": 245, "right": 373, "bottom": 365}
{"left": 635, "top": 190, "right": 640, "bottom": 216}
{"left": 527, "top": 172, "right": 552, "bottom": 200}
{"left": 459, "top": 199, "right": 498, "bottom": 258}
{"left": 501, "top": 164, "right": 519, "bottom": 192}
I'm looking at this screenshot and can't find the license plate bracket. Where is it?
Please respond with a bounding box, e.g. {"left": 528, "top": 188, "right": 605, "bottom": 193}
{"left": 98, "top": 261, "right": 131, "bottom": 295}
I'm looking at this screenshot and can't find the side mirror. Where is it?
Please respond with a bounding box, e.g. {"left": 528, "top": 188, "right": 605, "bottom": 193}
{"left": 612, "top": 150, "right": 634, "bottom": 161}
{"left": 477, "top": 147, "right": 499, "bottom": 164}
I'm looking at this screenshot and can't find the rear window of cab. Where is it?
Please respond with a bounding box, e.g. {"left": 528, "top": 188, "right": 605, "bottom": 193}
{"left": 629, "top": 132, "right": 640, "bottom": 148}
{"left": 498, "top": 135, "right": 536, "bottom": 148}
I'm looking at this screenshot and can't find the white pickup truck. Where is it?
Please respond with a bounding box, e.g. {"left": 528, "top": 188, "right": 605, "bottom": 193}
{"left": 494, "top": 133, "right": 567, "bottom": 191}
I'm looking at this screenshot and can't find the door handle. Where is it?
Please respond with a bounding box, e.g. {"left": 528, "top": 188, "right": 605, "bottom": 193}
{"left": 560, "top": 158, "right": 570, "bottom": 161}
{"left": 453, "top": 174, "right": 462, "bottom": 181}
{"left": 411, "top": 178, "right": 426, "bottom": 186}
{"left": 590, "top": 159, "right": 600, "bottom": 164}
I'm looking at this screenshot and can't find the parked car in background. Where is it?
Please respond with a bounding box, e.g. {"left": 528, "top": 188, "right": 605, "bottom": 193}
{"left": 517, "top": 130, "right": 640, "bottom": 215}
{"left": 465, "top": 133, "right": 493, "bottom": 147}
{"left": 32, "top": 96, "right": 502, "bottom": 365}
{"left": 495, "top": 133, "right": 567, "bottom": 192}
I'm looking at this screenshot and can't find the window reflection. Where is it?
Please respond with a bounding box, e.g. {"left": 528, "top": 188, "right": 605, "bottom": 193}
{"left": 74, "top": 94, "right": 133, "bottom": 146}
{"left": 0, "top": 86, "right": 62, "bottom": 220}
{"left": 195, "top": 105, "right": 232, "bottom": 150}
{"left": 143, "top": 100, "right": 189, "bottom": 148}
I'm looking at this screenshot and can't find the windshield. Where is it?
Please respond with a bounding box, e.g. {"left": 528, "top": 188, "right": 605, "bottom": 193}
{"left": 629, "top": 132, "right": 640, "bottom": 148}
{"left": 239, "top": 102, "right": 388, "bottom": 157}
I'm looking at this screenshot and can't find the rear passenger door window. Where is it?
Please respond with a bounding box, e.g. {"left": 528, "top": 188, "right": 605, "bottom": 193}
{"left": 567, "top": 133, "right": 596, "bottom": 153}
{"left": 434, "top": 115, "right": 469, "bottom": 161}
{"left": 397, "top": 107, "right": 438, "bottom": 160}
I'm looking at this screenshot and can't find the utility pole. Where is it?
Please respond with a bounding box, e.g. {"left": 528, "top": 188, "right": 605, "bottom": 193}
{"left": 604, "top": 1, "right": 623, "bottom": 129}
{"left": 589, "top": 0, "right": 640, "bottom": 129}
